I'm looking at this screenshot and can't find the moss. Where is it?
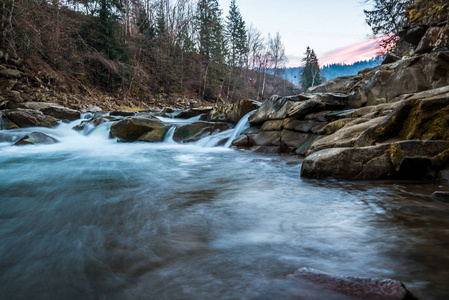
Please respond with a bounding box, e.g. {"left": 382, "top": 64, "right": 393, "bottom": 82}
{"left": 432, "top": 149, "right": 449, "bottom": 169}
{"left": 115, "top": 105, "right": 146, "bottom": 112}
{"left": 398, "top": 100, "right": 449, "bottom": 141}
{"left": 407, "top": 0, "right": 449, "bottom": 25}
{"left": 388, "top": 144, "right": 404, "bottom": 172}
{"left": 398, "top": 103, "right": 421, "bottom": 140}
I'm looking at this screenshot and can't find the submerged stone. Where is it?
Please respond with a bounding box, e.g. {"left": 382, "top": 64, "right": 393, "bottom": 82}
{"left": 431, "top": 191, "right": 449, "bottom": 203}
{"left": 259, "top": 267, "right": 416, "bottom": 300}
{"left": 14, "top": 132, "right": 59, "bottom": 146}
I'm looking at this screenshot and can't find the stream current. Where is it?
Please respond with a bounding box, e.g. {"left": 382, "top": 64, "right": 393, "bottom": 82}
{"left": 1, "top": 115, "right": 449, "bottom": 299}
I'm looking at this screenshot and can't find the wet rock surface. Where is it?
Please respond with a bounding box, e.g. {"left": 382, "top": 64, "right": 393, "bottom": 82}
{"left": 431, "top": 191, "right": 449, "bottom": 203}
{"left": 14, "top": 132, "right": 59, "bottom": 146}
{"left": 301, "top": 141, "right": 449, "bottom": 180}
{"left": 110, "top": 116, "right": 168, "bottom": 142}
{"left": 73, "top": 116, "right": 116, "bottom": 134}
{"left": 173, "top": 122, "right": 230, "bottom": 143}
{"left": 259, "top": 267, "right": 416, "bottom": 300}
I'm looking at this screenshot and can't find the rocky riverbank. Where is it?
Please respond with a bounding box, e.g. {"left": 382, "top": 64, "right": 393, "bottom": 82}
{"left": 2, "top": 48, "right": 449, "bottom": 184}
{"left": 2, "top": 18, "right": 449, "bottom": 184}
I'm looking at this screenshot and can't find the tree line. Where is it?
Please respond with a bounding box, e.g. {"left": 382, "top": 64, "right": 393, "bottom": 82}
{"left": 1, "top": 0, "right": 292, "bottom": 103}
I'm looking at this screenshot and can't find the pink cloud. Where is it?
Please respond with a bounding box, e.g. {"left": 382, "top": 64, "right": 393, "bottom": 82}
{"left": 320, "top": 36, "right": 384, "bottom": 66}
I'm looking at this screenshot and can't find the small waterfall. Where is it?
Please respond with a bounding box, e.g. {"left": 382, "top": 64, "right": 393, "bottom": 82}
{"left": 164, "top": 126, "right": 176, "bottom": 143}
{"left": 156, "top": 114, "right": 203, "bottom": 124}
{"left": 223, "top": 110, "right": 254, "bottom": 148}
{"left": 81, "top": 113, "right": 94, "bottom": 120}
{"left": 195, "top": 110, "right": 255, "bottom": 148}
{"left": 195, "top": 129, "right": 234, "bottom": 148}
{"left": 0, "top": 114, "right": 5, "bottom": 131}
{"left": 187, "top": 115, "right": 203, "bottom": 122}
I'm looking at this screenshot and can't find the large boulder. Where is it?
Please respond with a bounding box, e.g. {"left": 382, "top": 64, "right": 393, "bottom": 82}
{"left": 14, "top": 132, "right": 59, "bottom": 146}
{"left": 173, "top": 122, "right": 230, "bottom": 143}
{"left": 354, "top": 95, "right": 449, "bottom": 147}
{"left": 301, "top": 140, "right": 449, "bottom": 180}
{"left": 208, "top": 99, "right": 261, "bottom": 124}
{"left": 249, "top": 95, "right": 310, "bottom": 125}
{"left": 281, "top": 131, "right": 321, "bottom": 155}
{"left": 3, "top": 109, "right": 59, "bottom": 128}
{"left": 307, "top": 93, "right": 449, "bottom": 155}
{"left": 110, "top": 116, "right": 168, "bottom": 142}
{"left": 352, "top": 52, "right": 449, "bottom": 107}
{"left": 259, "top": 267, "right": 416, "bottom": 300}
{"left": 416, "top": 26, "right": 445, "bottom": 54}
{"left": 403, "top": 25, "right": 428, "bottom": 45}
{"left": 308, "top": 76, "right": 360, "bottom": 94}
{"left": 22, "top": 102, "right": 81, "bottom": 121}
{"left": 283, "top": 118, "right": 325, "bottom": 134}
{"left": 306, "top": 116, "right": 387, "bottom": 155}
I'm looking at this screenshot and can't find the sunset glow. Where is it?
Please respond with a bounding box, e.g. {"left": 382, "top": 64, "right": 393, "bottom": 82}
{"left": 320, "top": 36, "right": 384, "bottom": 66}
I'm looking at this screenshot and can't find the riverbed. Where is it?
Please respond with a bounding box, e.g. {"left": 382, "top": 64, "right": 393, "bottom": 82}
{"left": 1, "top": 118, "right": 448, "bottom": 299}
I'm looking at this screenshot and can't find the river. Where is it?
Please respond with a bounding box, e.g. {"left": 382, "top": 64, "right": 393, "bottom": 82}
{"left": 1, "top": 116, "right": 449, "bottom": 299}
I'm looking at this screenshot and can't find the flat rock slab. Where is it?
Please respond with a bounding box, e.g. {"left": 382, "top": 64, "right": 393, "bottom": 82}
{"left": 22, "top": 102, "right": 80, "bottom": 121}
{"left": 257, "top": 267, "right": 416, "bottom": 300}
{"left": 301, "top": 140, "right": 449, "bottom": 180}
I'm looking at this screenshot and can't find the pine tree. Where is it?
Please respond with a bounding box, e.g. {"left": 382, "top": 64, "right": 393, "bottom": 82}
{"left": 80, "top": 0, "right": 128, "bottom": 60}
{"left": 196, "top": 0, "right": 224, "bottom": 63}
{"left": 300, "top": 47, "right": 322, "bottom": 91}
{"left": 195, "top": 0, "right": 225, "bottom": 98}
{"left": 155, "top": 1, "right": 167, "bottom": 39}
{"left": 363, "top": 0, "right": 409, "bottom": 51}
{"left": 225, "top": 0, "right": 247, "bottom": 67}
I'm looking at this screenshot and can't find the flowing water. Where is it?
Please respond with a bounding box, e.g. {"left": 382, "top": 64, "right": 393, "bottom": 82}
{"left": 1, "top": 117, "right": 449, "bottom": 299}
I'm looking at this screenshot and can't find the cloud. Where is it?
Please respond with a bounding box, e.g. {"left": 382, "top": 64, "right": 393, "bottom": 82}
{"left": 320, "top": 36, "right": 384, "bottom": 66}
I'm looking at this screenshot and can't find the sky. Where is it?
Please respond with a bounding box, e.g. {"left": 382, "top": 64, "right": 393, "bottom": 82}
{"left": 218, "top": 0, "right": 379, "bottom": 67}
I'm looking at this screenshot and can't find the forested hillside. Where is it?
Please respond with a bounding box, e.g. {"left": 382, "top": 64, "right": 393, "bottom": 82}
{"left": 0, "top": 0, "right": 295, "bottom": 110}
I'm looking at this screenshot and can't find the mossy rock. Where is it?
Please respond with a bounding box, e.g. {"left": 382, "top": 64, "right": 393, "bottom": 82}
{"left": 110, "top": 117, "right": 167, "bottom": 142}
{"left": 137, "top": 126, "right": 169, "bottom": 142}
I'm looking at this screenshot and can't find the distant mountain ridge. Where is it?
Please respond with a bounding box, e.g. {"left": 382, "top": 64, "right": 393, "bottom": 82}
{"left": 278, "top": 56, "right": 384, "bottom": 87}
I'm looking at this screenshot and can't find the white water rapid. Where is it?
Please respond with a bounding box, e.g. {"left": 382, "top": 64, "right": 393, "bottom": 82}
{"left": 1, "top": 112, "right": 449, "bottom": 300}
